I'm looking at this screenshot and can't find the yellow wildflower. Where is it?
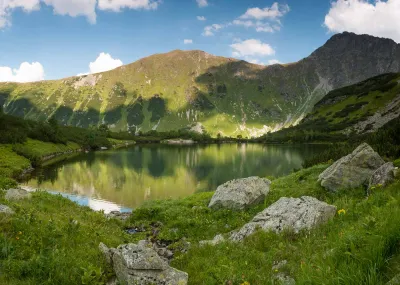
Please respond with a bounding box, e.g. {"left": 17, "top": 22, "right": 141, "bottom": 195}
{"left": 240, "top": 282, "right": 250, "bottom": 285}
{"left": 338, "top": 209, "right": 346, "bottom": 215}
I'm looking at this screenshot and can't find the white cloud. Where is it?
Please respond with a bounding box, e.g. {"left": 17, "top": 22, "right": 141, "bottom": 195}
{"left": 197, "top": 15, "right": 206, "bottom": 21}
{"left": 89, "top": 52, "right": 123, "bottom": 73}
{"left": 202, "top": 23, "right": 223, "bottom": 36}
{"left": 324, "top": 0, "right": 400, "bottom": 43}
{"left": 231, "top": 3, "right": 289, "bottom": 34}
{"left": 0, "top": 62, "right": 45, "bottom": 83}
{"left": 267, "top": 59, "right": 282, "bottom": 65}
{"left": 43, "top": 0, "right": 97, "bottom": 24}
{"left": 0, "top": 0, "right": 161, "bottom": 28}
{"left": 98, "top": 0, "right": 161, "bottom": 12}
{"left": 78, "top": 52, "right": 123, "bottom": 75}
{"left": 230, "top": 39, "right": 275, "bottom": 57}
{"left": 0, "top": 0, "right": 41, "bottom": 28}
{"left": 196, "top": 0, "right": 208, "bottom": 8}
{"left": 233, "top": 19, "right": 275, "bottom": 33}
{"left": 184, "top": 39, "right": 193, "bottom": 44}
{"left": 240, "top": 2, "right": 290, "bottom": 20}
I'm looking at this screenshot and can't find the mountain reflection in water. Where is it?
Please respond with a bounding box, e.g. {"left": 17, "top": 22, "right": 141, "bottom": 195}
{"left": 22, "top": 143, "right": 325, "bottom": 211}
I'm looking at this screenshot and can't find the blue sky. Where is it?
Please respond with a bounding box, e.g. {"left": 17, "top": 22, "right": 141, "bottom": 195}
{"left": 1, "top": 0, "right": 399, "bottom": 82}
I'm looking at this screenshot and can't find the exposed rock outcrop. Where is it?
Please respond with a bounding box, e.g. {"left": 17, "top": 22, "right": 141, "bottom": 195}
{"left": 99, "top": 241, "right": 188, "bottom": 285}
{"left": 230, "top": 196, "right": 336, "bottom": 242}
{"left": 208, "top": 177, "right": 271, "bottom": 210}
{"left": 0, "top": 205, "right": 14, "bottom": 215}
{"left": 318, "top": 143, "right": 385, "bottom": 192}
{"left": 5, "top": 188, "right": 32, "bottom": 201}
{"left": 369, "top": 162, "right": 395, "bottom": 189}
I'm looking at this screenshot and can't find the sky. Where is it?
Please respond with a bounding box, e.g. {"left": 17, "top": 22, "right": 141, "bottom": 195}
{"left": 1, "top": 0, "right": 400, "bottom": 82}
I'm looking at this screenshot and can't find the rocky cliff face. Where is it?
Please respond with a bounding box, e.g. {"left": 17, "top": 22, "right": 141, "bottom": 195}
{"left": 1, "top": 32, "right": 400, "bottom": 137}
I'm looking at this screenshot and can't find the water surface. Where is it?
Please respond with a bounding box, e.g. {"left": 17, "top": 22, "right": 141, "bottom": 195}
{"left": 22, "top": 143, "right": 325, "bottom": 212}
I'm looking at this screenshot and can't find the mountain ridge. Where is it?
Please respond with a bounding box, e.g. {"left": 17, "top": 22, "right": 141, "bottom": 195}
{"left": 1, "top": 32, "right": 400, "bottom": 137}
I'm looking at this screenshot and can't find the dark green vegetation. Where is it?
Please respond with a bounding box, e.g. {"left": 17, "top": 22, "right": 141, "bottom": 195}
{"left": 1, "top": 32, "right": 400, "bottom": 136}
{"left": 0, "top": 107, "right": 111, "bottom": 150}
{"left": 302, "top": 115, "right": 400, "bottom": 168}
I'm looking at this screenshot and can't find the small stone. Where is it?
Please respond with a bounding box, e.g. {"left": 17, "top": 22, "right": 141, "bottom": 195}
{"left": 5, "top": 188, "right": 32, "bottom": 201}
{"left": 105, "top": 211, "right": 131, "bottom": 221}
{"left": 272, "top": 260, "right": 288, "bottom": 271}
{"left": 274, "top": 273, "right": 296, "bottom": 285}
{"left": 199, "top": 234, "right": 225, "bottom": 246}
{"left": 0, "top": 204, "right": 14, "bottom": 215}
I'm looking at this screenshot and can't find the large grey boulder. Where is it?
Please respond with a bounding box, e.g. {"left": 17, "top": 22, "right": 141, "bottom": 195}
{"left": 5, "top": 188, "right": 32, "bottom": 201}
{"left": 369, "top": 162, "right": 395, "bottom": 189}
{"left": 230, "top": 196, "right": 336, "bottom": 242}
{"left": 208, "top": 177, "right": 271, "bottom": 210}
{"left": 99, "top": 241, "right": 188, "bottom": 285}
{"left": 318, "top": 143, "right": 385, "bottom": 192}
{"left": 0, "top": 205, "right": 14, "bottom": 215}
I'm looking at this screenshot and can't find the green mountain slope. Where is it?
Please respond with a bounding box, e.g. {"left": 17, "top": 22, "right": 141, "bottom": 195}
{"left": 261, "top": 72, "right": 400, "bottom": 143}
{"left": 1, "top": 32, "right": 400, "bottom": 137}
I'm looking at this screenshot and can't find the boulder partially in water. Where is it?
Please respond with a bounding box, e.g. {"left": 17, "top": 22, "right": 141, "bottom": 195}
{"left": 99, "top": 241, "right": 188, "bottom": 285}
{"left": 209, "top": 177, "right": 271, "bottom": 210}
{"left": 230, "top": 196, "right": 336, "bottom": 242}
{"left": 318, "top": 143, "right": 384, "bottom": 192}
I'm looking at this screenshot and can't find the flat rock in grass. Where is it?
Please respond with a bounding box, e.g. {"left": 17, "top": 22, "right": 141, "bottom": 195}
{"left": 199, "top": 234, "right": 225, "bottom": 246}
{"left": 5, "top": 188, "right": 32, "bottom": 201}
{"left": 208, "top": 177, "right": 271, "bottom": 210}
{"left": 100, "top": 241, "right": 188, "bottom": 285}
{"left": 230, "top": 196, "right": 336, "bottom": 242}
{"left": 318, "top": 143, "right": 384, "bottom": 192}
{"left": 0, "top": 205, "right": 14, "bottom": 215}
{"left": 369, "top": 162, "right": 395, "bottom": 189}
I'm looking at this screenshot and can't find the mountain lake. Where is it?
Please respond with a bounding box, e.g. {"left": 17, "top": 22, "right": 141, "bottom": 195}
{"left": 21, "top": 143, "right": 326, "bottom": 213}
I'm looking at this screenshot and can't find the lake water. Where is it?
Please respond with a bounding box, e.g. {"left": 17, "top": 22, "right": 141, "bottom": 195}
{"left": 22, "top": 143, "right": 326, "bottom": 213}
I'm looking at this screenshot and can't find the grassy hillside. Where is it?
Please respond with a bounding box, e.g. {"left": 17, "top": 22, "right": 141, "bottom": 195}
{"left": 260, "top": 73, "right": 400, "bottom": 144}
{"left": 2, "top": 162, "right": 400, "bottom": 284}
{"left": 1, "top": 32, "right": 400, "bottom": 137}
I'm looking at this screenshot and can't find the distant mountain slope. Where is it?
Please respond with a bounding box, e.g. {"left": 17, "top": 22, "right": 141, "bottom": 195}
{"left": 300, "top": 72, "right": 400, "bottom": 134}
{"left": 261, "top": 73, "right": 400, "bottom": 143}
{"left": 1, "top": 32, "right": 400, "bottom": 137}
